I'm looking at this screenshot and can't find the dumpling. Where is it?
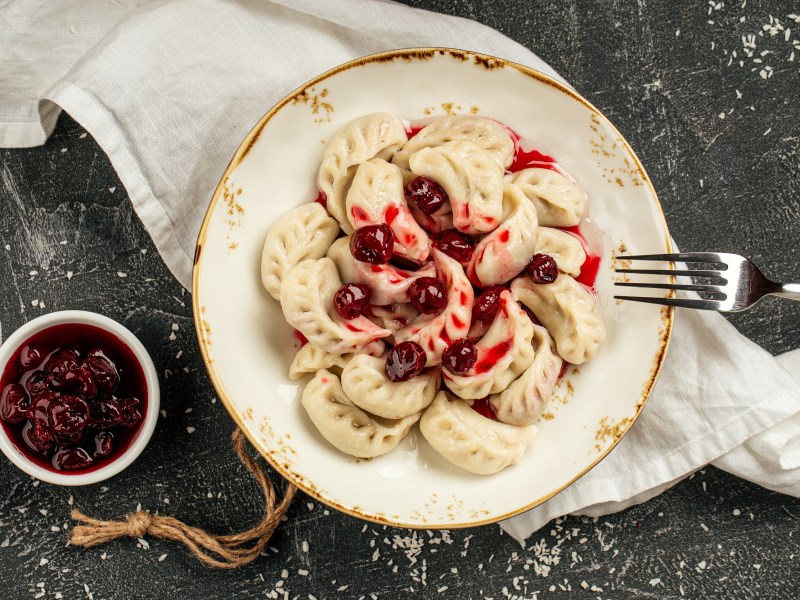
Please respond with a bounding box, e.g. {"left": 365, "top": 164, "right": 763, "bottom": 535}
{"left": 442, "top": 291, "right": 535, "bottom": 399}
{"left": 409, "top": 141, "right": 504, "bottom": 235}
{"left": 419, "top": 391, "right": 536, "bottom": 475}
{"left": 345, "top": 159, "right": 430, "bottom": 261}
{"left": 318, "top": 113, "right": 408, "bottom": 233}
{"left": 341, "top": 354, "right": 440, "bottom": 419}
{"left": 394, "top": 249, "right": 474, "bottom": 366}
{"left": 327, "top": 237, "right": 437, "bottom": 306}
{"left": 466, "top": 184, "right": 539, "bottom": 287}
{"left": 408, "top": 202, "right": 454, "bottom": 233}
{"left": 511, "top": 274, "right": 605, "bottom": 365}
{"left": 280, "top": 258, "right": 391, "bottom": 355}
{"left": 289, "top": 343, "right": 354, "bottom": 381}
{"left": 489, "top": 324, "right": 563, "bottom": 426}
{"left": 506, "top": 169, "right": 586, "bottom": 227}
{"left": 260, "top": 203, "right": 340, "bottom": 301}
{"left": 301, "top": 370, "right": 419, "bottom": 458}
{"left": 393, "top": 115, "right": 515, "bottom": 170}
{"left": 534, "top": 227, "right": 586, "bottom": 277}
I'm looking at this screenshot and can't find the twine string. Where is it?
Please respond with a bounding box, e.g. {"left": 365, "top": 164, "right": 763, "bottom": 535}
{"left": 69, "top": 428, "right": 297, "bottom": 569}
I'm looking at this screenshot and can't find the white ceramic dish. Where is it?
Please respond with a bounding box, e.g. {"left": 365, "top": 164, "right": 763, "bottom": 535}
{"left": 0, "top": 310, "right": 160, "bottom": 486}
{"left": 192, "top": 48, "right": 673, "bottom": 527}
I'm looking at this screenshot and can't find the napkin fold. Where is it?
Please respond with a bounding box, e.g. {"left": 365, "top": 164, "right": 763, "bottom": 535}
{"left": 2, "top": 0, "right": 798, "bottom": 544}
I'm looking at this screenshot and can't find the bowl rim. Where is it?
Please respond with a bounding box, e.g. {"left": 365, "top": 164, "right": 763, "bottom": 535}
{"left": 0, "top": 310, "right": 160, "bottom": 486}
{"left": 191, "top": 47, "right": 674, "bottom": 527}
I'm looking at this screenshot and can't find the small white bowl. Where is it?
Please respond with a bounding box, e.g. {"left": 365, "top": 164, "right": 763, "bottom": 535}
{"left": 0, "top": 310, "right": 159, "bottom": 485}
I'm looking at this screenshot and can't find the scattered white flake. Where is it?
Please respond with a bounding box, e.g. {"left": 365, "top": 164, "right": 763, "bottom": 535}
{"left": 39, "top": 558, "right": 49, "bottom": 566}
{"left": 437, "top": 586, "right": 448, "bottom": 593}
{"left": 61, "top": 148, "right": 67, "bottom": 153}
{"left": 733, "top": 508, "right": 741, "bottom": 516}
{"left": 60, "top": 240, "right": 67, "bottom": 245}
{"left": 763, "top": 127, "right": 772, "bottom": 135}
{"left": 580, "top": 581, "right": 589, "bottom": 589}
{"left": 168, "top": 332, "right": 176, "bottom": 341}
{"left": 39, "top": 301, "right": 45, "bottom": 309}
{"left": 735, "top": 89, "right": 742, "bottom": 98}
{"left": 117, "top": 271, "right": 127, "bottom": 278}
{"left": 109, "top": 187, "right": 116, "bottom": 193}
{"left": 4, "top": 244, "right": 9, "bottom": 250}
{"left": 141, "top": 248, "right": 148, "bottom": 254}
{"left": 207, "top": 492, "right": 213, "bottom": 498}
{"left": 84, "top": 583, "right": 93, "bottom": 600}
{"left": 79, "top": 132, "right": 87, "bottom": 139}
{"left": 307, "top": 502, "right": 314, "bottom": 510}
{"left": 66, "top": 271, "right": 73, "bottom": 280}
{"left": 697, "top": 560, "right": 707, "bottom": 571}
{"left": 753, "top": 564, "right": 761, "bottom": 570}
{"left": 186, "top": 427, "right": 195, "bottom": 434}
{"left": 302, "top": 541, "right": 309, "bottom": 552}
{"left": 100, "top": 552, "right": 107, "bottom": 560}
{"left": 55, "top": 594, "right": 63, "bottom": 600}
{"left": 175, "top": 350, "right": 183, "bottom": 359}
{"left": 160, "top": 409, "right": 167, "bottom": 418}
{"left": 50, "top": 526, "right": 60, "bottom": 532}
{"left": 29, "top": 270, "right": 38, "bottom": 276}
{"left": 158, "top": 554, "right": 168, "bottom": 562}
{"left": 171, "top": 323, "right": 180, "bottom": 331}
{"left": 31, "top": 299, "right": 39, "bottom": 307}
{"left": 1, "top": 538, "right": 10, "bottom": 547}
{"left": 298, "top": 569, "right": 309, "bottom": 576}
{"left": 185, "top": 407, "right": 192, "bottom": 414}
{"left": 138, "top": 538, "right": 150, "bottom": 550}
{"left": 718, "top": 112, "right": 726, "bottom": 119}
{"left": 281, "top": 569, "right": 289, "bottom": 578}
{"left": 700, "top": 523, "right": 709, "bottom": 532}
{"left": 68, "top": 495, "right": 74, "bottom": 506}
{"left": 675, "top": 29, "right": 680, "bottom": 36}
{"left": 337, "top": 585, "right": 349, "bottom": 592}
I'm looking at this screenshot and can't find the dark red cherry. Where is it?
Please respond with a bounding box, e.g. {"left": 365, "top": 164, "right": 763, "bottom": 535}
{"left": 47, "top": 394, "right": 90, "bottom": 436}
{"left": 405, "top": 176, "right": 448, "bottom": 215}
{"left": 1, "top": 383, "right": 29, "bottom": 424}
{"left": 24, "top": 370, "right": 50, "bottom": 397}
{"left": 19, "top": 345, "right": 43, "bottom": 369}
{"left": 333, "top": 283, "right": 372, "bottom": 320}
{"left": 472, "top": 285, "right": 507, "bottom": 321}
{"left": 51, "top": 367, "right": 98, "bottom": 398}
{"left": 22, "top": 421, "right": 52, "bottom": 453}
{"left": 409, "top": 277, "right": 447, "bottom": 314}
{"left": 93, "top": 431, "right": 114, "bottom": 457}
{"left": 81, "top": 355, "right": 119, "bottom": 394}
{"left": 26, "top": 390, "right": 59, "bottom": 427}
{"left": 350, "top": 224, "right": 394, "bottom": 264}
{"left": 89, "top": 397, "right": 124, "bottom": 429}
{"left": 117, "top": 397, "right": 143, "bottom": 427}
{"left": 55, "top": 429, "right": 87, "bottom": 447}
{"left": 470, "top": 398, "right": 498, "bottom": 420}
{"left": 52, "top": 447, "right": 93, "bottom": 471}
{"left": 442, "top": 338, "right": 478, "bottom": 374}
{"left": 44, "top": 349, "right": 80, "bottom": 377}
{"left": 527, "top": 253, "right": 559, "bottom": 284}
{"left": 432, "top": 229, "right": 475, "bottom": 263}
{"left": 385, "top": 341, "right": 426, "bottom": 382}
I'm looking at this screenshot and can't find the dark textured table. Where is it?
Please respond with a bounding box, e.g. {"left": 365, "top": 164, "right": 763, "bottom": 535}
{"left": 2, "top": 2, "right": 799, "bottom": 598}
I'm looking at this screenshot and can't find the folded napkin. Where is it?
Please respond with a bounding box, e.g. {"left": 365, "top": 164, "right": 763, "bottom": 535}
{"left": 2, "top": 0, "right": 798, "bottom": 544}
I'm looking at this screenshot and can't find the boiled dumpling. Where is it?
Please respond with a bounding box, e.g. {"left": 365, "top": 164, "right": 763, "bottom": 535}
{"left": 534, "top": 227, "right": 586, "bottom": 277}
{"left": 289, "top": 342, "right": 354, "bottom": 381}
{"left": 302, "top": 370, "right": 419, "bottom": 458}
{"left": 419, "top": 391, "right": 536, "bottom": 475}
{"left": 506, "top": 168, "right": 586, "bottom": 227}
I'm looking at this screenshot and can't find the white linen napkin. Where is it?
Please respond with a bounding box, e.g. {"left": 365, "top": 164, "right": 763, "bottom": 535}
{"left": 2, "top": 0, "right": 798, "bottom": 544}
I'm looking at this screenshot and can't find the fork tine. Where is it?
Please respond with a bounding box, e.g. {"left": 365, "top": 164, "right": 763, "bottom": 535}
{"left": 613, "top": 295, "right": 723, "bottom": 310}
{"left": 614, "top": 268, "right": 726, "bottom": 279}
{"left": 620, "top": 252, "right": 727, "bottom": 265}
{"left": 614, "top": 281, "right": 722, "bottom": 293}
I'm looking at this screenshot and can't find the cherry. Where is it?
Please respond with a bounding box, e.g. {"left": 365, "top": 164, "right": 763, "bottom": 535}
{"left": 385, "top": 341, "right": 426, "bottom": 382}
{"left": 527, "top": 253, "right": 559, "bottom": 284}
{"left": 93, "top": 431, "right": 114, "bottom": 457}
{"left": 472, "top": 285, "right": 507, "bottom": 321}
{"left": 52, "top": 447, "right": 93, "bottom": 470}
{"left": 82, "top": 355, "right": 119, "bottom": 394}
{"left": 117, "top": 397, "right": 143, "bottom": 427}
{"left": 1, "top": 383, "right": 29, "bottom": 424}
{"left": 442, "top": 338, "right": 478, "bottom": 374}
{"left": 24, "top": 370, "right": 50, "bottom": 397}
{"left": 470, "top": 398, "right": 497, "bottom": 420}
{"left": 19, "top": 345, "right": 43, "bottom": 369}
{"left": 405, "top": 176, "right": 448, "bottom": 214}
{"left": 409, "top": 277, "right": 447, "bottom": 314}
{"left": 51, "top": 367, "right": 98, "bottom": 398}
{"left": 333, "top": 283, "right": 372, "bottom": 320}
{"left": 48, "top": 394, "right": 90, "bottom": 436}
{"left": 89, "top": 397, "right": 124, "bottom": 429}
{"left": 22, "top": 421, "right": 52, "bottom": 453}
{"left": 26, "top": 390, "right": 59, "bottom": 428}
{"left": 44, "top": 349, "right": 80, "bottom": 377}
{"left": 55, "top": 429, "right": 87, "bottom": 447}
{"left": 432, "top": 229, "right": 475, "bottom": 263}
{"left": 350, "top": 224, "right": 394, "bottom": 264}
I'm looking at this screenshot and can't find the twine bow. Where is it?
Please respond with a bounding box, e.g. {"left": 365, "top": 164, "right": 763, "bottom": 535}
{"left": 70, "top": 428, "right": 297, "bottom": 569}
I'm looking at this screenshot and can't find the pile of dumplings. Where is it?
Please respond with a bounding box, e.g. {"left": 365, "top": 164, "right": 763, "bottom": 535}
{"left": 260, "top": 113, "right": 605, "bottom": 475}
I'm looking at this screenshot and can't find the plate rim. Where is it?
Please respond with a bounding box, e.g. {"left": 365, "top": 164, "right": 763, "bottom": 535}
{"left": 191, "top": 47, "right": 674, "bottom": 528}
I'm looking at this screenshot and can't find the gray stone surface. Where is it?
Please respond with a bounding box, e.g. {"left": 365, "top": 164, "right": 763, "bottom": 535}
{"left": 1, "top": 1, "right": 799, "bottom": 598}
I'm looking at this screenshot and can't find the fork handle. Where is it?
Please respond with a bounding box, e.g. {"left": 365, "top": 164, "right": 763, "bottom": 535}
{"left": 772, "top": 282, "right": 800, "bottom": 301}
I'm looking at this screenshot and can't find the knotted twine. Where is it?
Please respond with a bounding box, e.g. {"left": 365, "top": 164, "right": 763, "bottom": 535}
{"left": 69, "top": 429, "right": 297, "bottom": 569}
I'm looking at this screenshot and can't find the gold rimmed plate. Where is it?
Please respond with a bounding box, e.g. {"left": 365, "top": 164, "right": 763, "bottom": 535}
{"left": 192, "top": 48, "right": 673, "bottom": 528}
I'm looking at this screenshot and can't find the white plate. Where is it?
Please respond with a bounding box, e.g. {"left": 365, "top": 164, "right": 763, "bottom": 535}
{"left": 192, "top": 49, "right": 673, "bottom": 528}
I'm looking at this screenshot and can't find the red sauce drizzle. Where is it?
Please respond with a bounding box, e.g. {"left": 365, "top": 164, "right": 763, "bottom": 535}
{"left": 509, "top": 147, "right": 560, "bottom": 173}
{"left": 385, "top": 204, "right": 400, "bottom": 225}
{"left": 344, "top": 323, "right": 362, "bottom": 332}
{"left": 470, "top": 398, "right": 498, "bottom": 420}
{"left": 293, "top": 330, "right": 308, "bottom": 346}
{"left": 498, "top": 229, "right": 510, "bottom": 243}
{"left": 407, "top": 124, "right": 425, "bottom": 138}
{"left": 459, "top": 291, "right": 468, "bottom": 306}
{"left": 559, "top": 225, "right": 602, "bottom": 289}
{"left": 351, "top": 206, "right": 369, "bottom": 223}
{"left": 474, "top": 339, "right": 512, "bottom": 374}
{"left": 451, "top": 314, "right": 465, "bottom": 329}
{"left": 314, "top": 191, "right": 327, "bottom": 209}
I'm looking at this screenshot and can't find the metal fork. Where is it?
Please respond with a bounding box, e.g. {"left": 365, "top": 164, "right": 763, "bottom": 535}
{"left": 614, "top": 252, "right": 800, "bottom": 311}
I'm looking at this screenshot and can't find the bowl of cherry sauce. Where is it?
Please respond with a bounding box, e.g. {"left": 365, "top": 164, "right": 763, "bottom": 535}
{"left": 0, "top": 311, "right": 159, "bottom": 485}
